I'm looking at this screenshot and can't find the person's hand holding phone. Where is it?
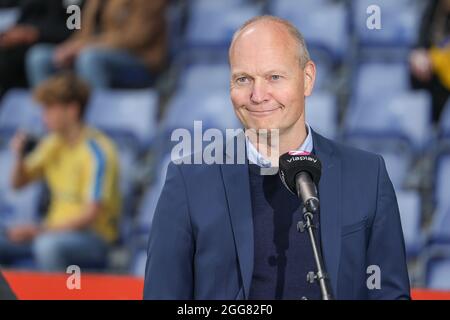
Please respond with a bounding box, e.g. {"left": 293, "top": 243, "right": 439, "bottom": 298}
{"left": 10, "top": 131, "right": 28, "bottom": 159}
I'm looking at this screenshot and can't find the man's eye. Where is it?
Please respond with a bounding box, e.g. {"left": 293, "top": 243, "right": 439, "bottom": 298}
{"left": 236, "top": 77, "right": 249, "bottom": 84}
{"left": 271, "top": 75, "right": 281, "bottom": 81}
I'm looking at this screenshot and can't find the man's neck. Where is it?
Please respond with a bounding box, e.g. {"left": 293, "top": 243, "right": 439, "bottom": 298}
{"left": 279, "top": 124, "right": 308, "bottom": 154}
{"left": 247, "top": 121, "right": 308, "bottom": 165}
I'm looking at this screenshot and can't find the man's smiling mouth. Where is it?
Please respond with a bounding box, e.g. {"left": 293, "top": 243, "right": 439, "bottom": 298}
{"left": 245, "top": 107, "right": 281, "bottom": 117}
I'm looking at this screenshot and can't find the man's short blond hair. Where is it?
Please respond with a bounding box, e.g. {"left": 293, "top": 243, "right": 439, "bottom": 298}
{"left": 229, "top": 15, "right": 311, "bottom": 67}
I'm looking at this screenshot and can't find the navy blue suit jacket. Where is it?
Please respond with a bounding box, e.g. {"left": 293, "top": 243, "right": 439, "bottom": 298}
{"left": 143, "top": 130, "right": 410, "bottom": 300}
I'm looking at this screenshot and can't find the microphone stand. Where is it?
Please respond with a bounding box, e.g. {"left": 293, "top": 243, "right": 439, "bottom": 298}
{"left": 297, "top": 207, "right": 333, "bottom": 300}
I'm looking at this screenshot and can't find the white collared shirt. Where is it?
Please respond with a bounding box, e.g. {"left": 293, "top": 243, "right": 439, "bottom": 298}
{"left": 246, "top": 123, "right": 314, "bottom": 168}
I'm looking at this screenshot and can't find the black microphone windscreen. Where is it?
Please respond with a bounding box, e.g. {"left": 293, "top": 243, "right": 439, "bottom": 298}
{"left": 279, "top": 151, "right": 322, "bottom": 194}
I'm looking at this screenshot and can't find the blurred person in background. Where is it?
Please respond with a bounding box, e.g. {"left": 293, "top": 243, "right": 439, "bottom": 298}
{"left": 409, "top": 0, "right": 450, "bottom": 123}
{"left": 0, "top": 73, "right": 121, "bottom": 271}
{"left": 26, "top": 0, "right": 168, "bottom": 89}
{"left": 0, "top": 0, "right": 76, "bottom": 98}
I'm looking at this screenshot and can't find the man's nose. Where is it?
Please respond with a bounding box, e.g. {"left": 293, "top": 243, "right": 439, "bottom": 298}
{"left": 250, "top": 78, "right": 269, "bottom": 104}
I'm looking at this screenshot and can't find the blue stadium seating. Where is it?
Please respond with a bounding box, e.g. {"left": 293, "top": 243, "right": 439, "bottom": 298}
{"left": 135, "top": 154, "right": 172, "bottom": 234}
{"left": 434, "top": 154, "right": 450, "bottom": 216}
{"left": 311, "top": 57, "right": 334, "bottom": 92}
{"left": 118, "top": 150, "right": 137, "bottom": 205}
{"left": 185, "top": 0, "right": 262, "bottom": 48}
{"left": 128, "top": 154, "right": 173, "bottom": 276}
{"left": 129, "top": 248, "right": 148, "bottom": 277}
{"left": 116, "top": 149, "right": 139, "bottom": 242}
{"left": 427, "top": 258, "right": 450, "bottom": 289}
{"left": 424, "top": 245, "right": 450, "bottom": 289}
{"left": 305, "top": 92, "right": 338, "bottom": 140}
{"left": 270, "top": 0, "right": 349, "bottom": 64}
{"left": 380, "top": 151, "right": 412, "bottom": 190}
{"left": 162, "top": 88, "right": 241, "bottom": 132}
{"left": 351, "top": 62, "right": 410, "bottom": 109}
{"left": 428, "top": 153, "right": 450, "bottom": 246}
{"left": 86, "top": 89, "right": 159, "bottom": 152}
{"left": 439, "top": 99, "right": 450, "bottom": 139}
{"left": 345, "top": 90, "right": 432, "bottom": 151}
{"left": 352, "top": 0, "right": 421, "bottom": 48}
{"left": 429, "top": 206, "right": 450, "bottom": 245}
{"left": 397, "top": 190, "right": 423, "bottom": 258}
{"left": 0, "top": 89, "right": 45, "bottom": 142}
{"left": 178, "top": 63, "right": 230, "bottom": 92}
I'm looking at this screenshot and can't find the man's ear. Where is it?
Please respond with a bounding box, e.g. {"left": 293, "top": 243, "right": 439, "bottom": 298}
{"left": 303, "top": 60, "right": 316, "bottom": 97}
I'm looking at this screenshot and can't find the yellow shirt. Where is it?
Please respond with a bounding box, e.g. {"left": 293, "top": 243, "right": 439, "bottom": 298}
{"left": 24, "top": 127, "right": 121, "bottom": 243}
{"left": 430, "top": 45, "right": 450, "bottom": 90}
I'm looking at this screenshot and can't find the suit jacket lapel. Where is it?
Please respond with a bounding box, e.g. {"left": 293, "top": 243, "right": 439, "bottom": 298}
{"left": 220, "top": 132, "right": 254, "bottom": 299}
{"left": 313, "top": 130, "right": 342, "bottom": 297}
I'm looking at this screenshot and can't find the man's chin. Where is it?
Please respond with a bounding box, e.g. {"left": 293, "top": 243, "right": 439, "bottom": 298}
{"left": 244, "top": 123, "right": 281, "bottom": 132}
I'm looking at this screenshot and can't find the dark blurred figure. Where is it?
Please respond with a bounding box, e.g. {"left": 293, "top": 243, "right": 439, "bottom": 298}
{"left": 410, "top": 0, "right": 450, "bottom": 123}
{"left": 0, "top": 0, "right": 75, "bottom": 98}
{"left": 27, "top": 0, "right": 168, "bottom": 89}
{"left": 0, "top": 269, "right": 16, "bottom": 300}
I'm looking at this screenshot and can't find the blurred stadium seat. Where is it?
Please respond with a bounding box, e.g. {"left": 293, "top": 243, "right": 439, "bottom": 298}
{"left": 185, "top": 0, "right": 262, "bottom": 49}
{"left": 380, "top": 150, "right": 413, "bottom": 189}
{"left": 429, "top": 206, "right": 450, "bottom": 245}
{"left": 424, "top": 245, "right": 450, "bottom": 289}
{"left": 128, "top": 154, "right": 173, "bottom": 276}
{"left": 429, "top": 152, "right": 450, "bottom": 246}
{"left": 345, "top": 90, "right": 432, "bottom": 151}
{"left": 439, "top": 99, "right": 450, "bottom": 139}
{"left": 0, "top": 89, "right": 45, "bottom": 143}
{"left": 116, "top": 149, "right": 139, "bottom": 243}
{"left": 306, "top": 92, "right": 338, "bottom": 139}
{"left": 397, "top": 190, "right": 423, "bottom": 257}
{"left": 351, "top": 62, "right": 411, "bottom": 108}
{"left": 178, "top": 63, "right": 230, "bottom": 92}
{"left": 352, "top": 0, "right": 421, "bottom": 48}
{"left": 86, "top": 89, "right": 159, "bottom": 152}
{"left": 270, "top": 0, "right": 349, "bottom": 64}
{"left": 134, "top": 154, "right": 172, "bottom": 239}
{"left": 312, "top": 58, "right": 334, "bottom": 92}
{"left": 129, "top": 248, "right": 148, "bottom": 277}
{"left": 434, "top": 153, "right": 450, "bottom": 216}
{"left": 427, "top": 258, "right": 450, "bottom": 289}
{"left": 161, "top": 88, "right": 241, "bottom": 132}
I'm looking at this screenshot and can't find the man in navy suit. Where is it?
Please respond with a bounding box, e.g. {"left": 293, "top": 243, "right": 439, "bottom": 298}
{"left": 143, "top": 16, "right": 410, "bottom": 300}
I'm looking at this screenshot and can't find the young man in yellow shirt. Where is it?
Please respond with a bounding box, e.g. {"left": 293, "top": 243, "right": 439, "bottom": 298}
{"left": 0, "top": 73, "right": 121, "bottom": 271}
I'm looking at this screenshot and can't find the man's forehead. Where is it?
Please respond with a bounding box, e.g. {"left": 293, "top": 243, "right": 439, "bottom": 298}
{"left": 232, "top": 21, "right": 295, "bottom": 49}
{"left": 230, "top": 21, "right": 298, "bottom": 65}
{"left": 231, "top": 64, "right": 291, "bottom": 77}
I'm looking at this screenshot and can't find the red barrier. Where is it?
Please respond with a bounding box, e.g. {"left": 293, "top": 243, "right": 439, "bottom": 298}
{"left": 3, "top": 270, "right": 450, "bottom": 300}
{"left": 3, "top": 270, "right": 143, "bottom": 300}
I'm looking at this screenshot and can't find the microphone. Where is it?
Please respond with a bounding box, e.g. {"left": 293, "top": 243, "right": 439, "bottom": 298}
{"left": 278, "top": 151, "right": 332, "bottom": 300}
{"left": 278, "top": 151, "right": 322, "bottom": 214}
